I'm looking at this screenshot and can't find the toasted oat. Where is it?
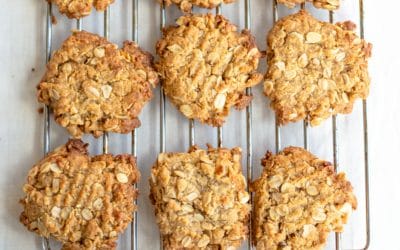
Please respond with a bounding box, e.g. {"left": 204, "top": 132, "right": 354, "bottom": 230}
{"left": 49, "top": 0, "right": 115, "bottom": 19}
{"left": 20, "top": 139, "right": 140, "bottom": 250}
{"left": 264, "top": 10, "right": 372, "bottom": 126}
{"left": 252, "top": 147, "right": 357, "bottom": 249}
{"left": 277, "top": 0, "right": 340, "bottom": 10}
{"left": 156, "top": 14, "right": 263, "bottom": 127}
{"left": 37, "top": 31, "right": 158, "bottom": 138}
{"left": 160, "top": 0, "right": 235, "bottom": 13}
{"left": 150, "top": 146, "right": 251, "bottom": 249}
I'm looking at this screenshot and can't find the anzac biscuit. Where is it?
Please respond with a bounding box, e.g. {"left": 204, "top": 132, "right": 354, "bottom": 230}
{"left": 160, "top": 0, "right": 234, "bottom": 13}
{"left": 252, "top": 147, "right": 357, "bottom": 250}
{"left": 37, "top": 31, "right": 158, "bottom": 138}
{"left": 264, "top": 10, "right": 372, "bottom": 126}
{"left": 156, "top": 14, "right": 263, "bottom": 127}
{"left": 49, "top": 0, "right": 115, "bottom": 19}
{"left": 150, "top": 146, "right": 251, "bottom": 249}
{"left": 277, "top": 0, "right": 340, "bottom": 10}
{"left": 20, "top": 139, "right": 140, "bottom": 249}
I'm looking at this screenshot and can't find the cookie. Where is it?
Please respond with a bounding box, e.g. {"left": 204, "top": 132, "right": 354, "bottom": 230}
{"left": 252, "top": 147, "right": 357, "bottom": 250}
{"left": 20, "top": 139, "right": 140, "bottom": 250}
{"left": 264, "top": 10, "right": 372, "bottom": 126}
{"left": 156, "top": 14, "right": 263, "bottom": 127}
{"left": 37, "top": 31, "right": 158, "bottom": 138}
{"left": 161, "top": 0, "right": 234, "bottom": 13}
{"left": 277, "top": 0, "right": 340, "bottom": 10}
{"left": 49, "top": 0, "right": 115, "bottom": 19}
{"left": 149, "top": 146, "right": 251, "bottom": 249}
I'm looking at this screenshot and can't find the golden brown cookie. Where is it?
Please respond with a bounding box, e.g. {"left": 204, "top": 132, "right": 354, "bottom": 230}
{"left": 37, "top": 31, "right": 158, "bottom": 138}
{"left": 49, "top": 0, "right": 115, "bottom": 19}
{"left": 156, "top": 14, "right": 263, "bottom": 127}
{"left": 264, "top": 10, "right": 372, "bottom": 126}
{"left": 277, "top": 0, "right": 340, "bottom": 10}
{"left": 252, "top": 147, "right": 357, "bottom": 250}
{"left": 149, "top": 146, "right": 251, "bottom": 249}
{"left": 160, "top": 0, "right": 234, "bottom": 13}
{"left": 20, "top": 139, "right": 140, "bottom": 250}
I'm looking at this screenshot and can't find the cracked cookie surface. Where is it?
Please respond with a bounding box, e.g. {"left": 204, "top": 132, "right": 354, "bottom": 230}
{"left": 264, "top": 10, "right": 372, "bottom": 126}
{"left": 277, "top": 0, "right": 340, "bottom": 10}
{"left": 20, "top": 139, "right": 140, "bottom": 250}
{"left": 37, "top": 31, "right": 158, "bottom": 138}
{"left": 160, "top": 0, "right": 234, "bottom": 13}
{"left": 156, "top": 14, "right": 262, "bottom": 127}
{"left": 49, "top": 0, "right": 115, "bottom": 19}
{"left": 252, "top": 147, "right": 357, "bottom": 250}
{"left": 150, "top": 146, "right": 251, "bottom": 249}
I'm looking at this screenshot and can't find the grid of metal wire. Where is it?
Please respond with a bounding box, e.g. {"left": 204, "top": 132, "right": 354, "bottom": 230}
{"left": 41, "top": 0, "right": 370, "bottom": 249}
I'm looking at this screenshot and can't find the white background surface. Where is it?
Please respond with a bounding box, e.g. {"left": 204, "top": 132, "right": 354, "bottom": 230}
{"left": 0, "top": 0, "right": 398, "bottom": 249}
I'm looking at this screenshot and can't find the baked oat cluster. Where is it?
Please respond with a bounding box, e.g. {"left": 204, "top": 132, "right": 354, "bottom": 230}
{"left": 149, "top": 146, "right": 251, "bottom": 249}
{"left": 277, "top": 0, "right": 340, "bottom": 10}
{"left": 49, "top": 0, "right": 115, "bottom": 19}
{"left": 156, "top": 14, "right": 263, "bottom": 127}
{"left": 37, "top": 31, "right": 158, "bottom": 138}
{"left": 264, "top": 10, "right": 372, "bottom": 126}
{"left": 252, "top": 147, "right": 357, "bottom": 250}
{"left": 20, "top": 139, "right": 140, "bottom": 249}
{"left": 161, "top": 0, "right": 234, "bottom": 13}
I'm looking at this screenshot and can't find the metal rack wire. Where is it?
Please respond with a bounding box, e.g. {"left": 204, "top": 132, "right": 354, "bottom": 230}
{"left": 42, "top": 2, "right": 52, "bottom": 250}
{"left": 41, "top": 0, "right": 370, "bottom": 249}
{"left": 159, "top": 3, "right": 166, "bottom": 250}
{"left": 131, "top": 1, "right": 139, "bottom": 250}
{"left": 244, "top": 1, "right": 254, "bottom": 249}
{"left": 359, "top": 1, "right": 371, "bottom": 247}
{"left": 216, "top": 4, "right": 223, "bottom": 148}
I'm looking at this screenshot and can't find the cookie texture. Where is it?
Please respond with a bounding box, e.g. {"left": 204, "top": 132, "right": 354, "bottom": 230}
{"left": 20, "top": 139, "right": 140, "bottom": 250}
{"left": 161, "top": 0, "right": 234, "bottom": 13}
{"left": 277, "top": 0, "right": 340, "bottom": 10}
{"left": 49, "top": 0, "right": 115, "bottom": 19}
{"left": 38, "top": 31, "right": 158, "bottom": 138}
{"left": 252, "top": 147, "right": 357, "bottom": 250}
{"left": 264, "top": 10, "right": 372, "bottom": 126}
{"left": 150, "top": 146, "right": 251, "bottom": 249}
{"left": 156, "top": 14, "right": 263, "bottom": 127}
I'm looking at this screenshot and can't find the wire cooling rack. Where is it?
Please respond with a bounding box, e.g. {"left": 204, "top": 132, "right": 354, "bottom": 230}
{"left": 40, "top": 0, "right": 370, "bottom": 249}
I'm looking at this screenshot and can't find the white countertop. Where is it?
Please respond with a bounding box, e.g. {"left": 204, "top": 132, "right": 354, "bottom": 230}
{"left": 0, "top": 0, "right": 398, "bottom": 249}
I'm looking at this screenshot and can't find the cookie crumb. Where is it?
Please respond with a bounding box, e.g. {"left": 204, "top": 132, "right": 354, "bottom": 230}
{"left": 51, "top": 15, "right": 57, "bottom": 25}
